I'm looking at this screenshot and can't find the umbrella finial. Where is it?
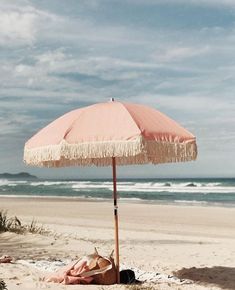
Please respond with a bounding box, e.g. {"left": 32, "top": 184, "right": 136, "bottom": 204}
{"left": 110, "top": 97, "right": 115, "bottom": 102}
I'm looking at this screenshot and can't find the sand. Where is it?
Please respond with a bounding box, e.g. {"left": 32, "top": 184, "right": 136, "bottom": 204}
{"left": 0, "top": 197, "right": 235, "bottom": 290}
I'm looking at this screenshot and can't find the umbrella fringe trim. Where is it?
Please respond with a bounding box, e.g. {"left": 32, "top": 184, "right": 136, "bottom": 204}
{"left": 24, "top": 137, "right": 144, "bottom": 164}
{"left": 24, "top": 138, "right": 197, "bottom": 167}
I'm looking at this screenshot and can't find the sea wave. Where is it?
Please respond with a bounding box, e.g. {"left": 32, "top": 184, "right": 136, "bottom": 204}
{"left": 30, "top": 181, "right": 80, "bottom": 186}
{"left": 174, "top": 200, "right": 210, "bottom": 205}
{"left": 0, "top": 194, "right": 110, "bottom": 201}
{"left": 1, "top": 178, "right": 235, "bottom": 207}
{"left": 106, "top": 183, "right": 235, "bottom": 194}
{"left": 1, "top": 179, "right": 234, "bottom": 194}
{"left": 0, "top": 179, "right": 27, "bottom": 186}
{"left": 72, "top": 183, "right": 113, "bottom": 190}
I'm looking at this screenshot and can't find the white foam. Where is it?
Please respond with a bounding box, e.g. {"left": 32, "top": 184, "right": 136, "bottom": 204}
{"left": 120, "top": 197, "right": 142, "bottom": 201}
{"left": 72, "top": 184, "right": 113, "bottom": 190}
{"left": 1, "top": 179, "right": 235, "bottom": 197}
{"left": 174, "top": 200, "right": 209, "bottom": 205}
{"left": 0, "top": 194, "right": 110, "bottom": 201}
{"left": 0, "top": 179, "right": 11, "bottom": 186}
{"left": 105, "top": 182, "right": 235, "bottom": 194}
{"left": 30, "top": 181, "right": 77, "bottom": 186}
{"left": 0, "top": 180, "right": 26, "bottom": 186}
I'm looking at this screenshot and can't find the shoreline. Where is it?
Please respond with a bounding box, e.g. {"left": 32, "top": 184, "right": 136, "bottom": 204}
{"left": 1, "top": 195, "right": 235, "bottom": 208}
{"left": 1, "top": 197, "right": 235, "bottom": 234}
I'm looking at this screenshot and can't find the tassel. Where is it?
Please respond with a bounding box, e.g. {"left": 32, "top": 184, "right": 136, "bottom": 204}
{"left": 24, "top": 137, "right": 197, "bottom": 168}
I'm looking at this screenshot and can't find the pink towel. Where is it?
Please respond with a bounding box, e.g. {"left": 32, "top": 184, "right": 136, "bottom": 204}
{"left": 45, "top": 259, "right": 94, "bottom": 285}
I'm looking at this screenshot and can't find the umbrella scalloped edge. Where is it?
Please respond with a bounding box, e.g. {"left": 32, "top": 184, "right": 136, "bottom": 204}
{"left": 23, "top": 137, "right": 197, "bottom": 167}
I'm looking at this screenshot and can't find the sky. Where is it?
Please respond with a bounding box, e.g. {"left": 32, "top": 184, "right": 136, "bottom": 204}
{"left": 0, "top": 0, "right": 235, "bottom": 179}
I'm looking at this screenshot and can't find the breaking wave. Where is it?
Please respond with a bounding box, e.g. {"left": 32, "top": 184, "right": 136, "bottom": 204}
{"left": 0, "top": 178, "right": 235, "bottom": 206}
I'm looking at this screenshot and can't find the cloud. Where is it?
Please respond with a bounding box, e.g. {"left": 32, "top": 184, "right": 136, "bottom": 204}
{"left": 130, "top": 0, "right": 235, "bottom": 8}
{"left": 1, "top": 0, "right": 235, "bottom": 177}
{"left": 0, "top": 1, "right": 59, "bottom": 46}
{"left": 0, "top": 114, "right": 35, "bottom": 135}
{"left": 173, "top": 0, "right": 235, "bottom": 8}
{"left": 153, "top": 46, "right": 210, "bottom": 63}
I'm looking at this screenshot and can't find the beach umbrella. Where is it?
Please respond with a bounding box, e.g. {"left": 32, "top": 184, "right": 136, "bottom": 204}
{"left": 24, "top": 99, "right": 197, "bottom": 283}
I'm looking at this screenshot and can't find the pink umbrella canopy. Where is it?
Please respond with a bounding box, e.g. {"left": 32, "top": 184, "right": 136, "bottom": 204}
{"left": 24, "top": 100, "right": 197, "bottom": 283}
{"left": 24, "top": 101, "right": 197, "bottom": 167}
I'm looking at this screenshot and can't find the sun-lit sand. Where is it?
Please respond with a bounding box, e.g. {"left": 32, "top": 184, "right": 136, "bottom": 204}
{"left": 1, "top": 197, "right": 235, "bottom": 289}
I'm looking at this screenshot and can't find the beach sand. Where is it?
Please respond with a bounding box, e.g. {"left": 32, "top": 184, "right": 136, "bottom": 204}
{"left": 0, "top": 197, "right": 235, "bottom": 289}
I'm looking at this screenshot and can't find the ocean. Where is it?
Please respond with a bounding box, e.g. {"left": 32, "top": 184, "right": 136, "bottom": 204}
{"left": 0, "top": 177, "right": 235, "bottom": 207}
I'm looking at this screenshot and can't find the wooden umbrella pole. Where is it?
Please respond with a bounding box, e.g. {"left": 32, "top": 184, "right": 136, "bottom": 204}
{"left": 112, "top": 157, "right": 120, "bottom": 284}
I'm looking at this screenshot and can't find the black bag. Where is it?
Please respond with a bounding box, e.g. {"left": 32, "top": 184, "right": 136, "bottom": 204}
{"left": 120, "top": 269, "right": 136, "bottom": 284}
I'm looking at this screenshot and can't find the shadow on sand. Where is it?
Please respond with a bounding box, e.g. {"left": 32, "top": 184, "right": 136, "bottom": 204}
{"left": 0, "top": 232, "right": 59, "bottom": 260}
{"left": 174, "top": 266, "right": 235, "bottom": 290}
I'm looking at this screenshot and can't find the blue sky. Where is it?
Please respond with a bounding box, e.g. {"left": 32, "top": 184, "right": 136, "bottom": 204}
{"left": 0, "top": 0, "right": 235, "bottom": 179}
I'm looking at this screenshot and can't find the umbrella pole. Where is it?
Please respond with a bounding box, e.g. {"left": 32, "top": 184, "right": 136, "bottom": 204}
{"left": 112, "top": 157, "right": 120, "bottom": 284}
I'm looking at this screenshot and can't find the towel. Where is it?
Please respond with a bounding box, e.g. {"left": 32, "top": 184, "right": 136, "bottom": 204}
{"left": 45, "top": 258, "right": 93, "bottom": 285}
